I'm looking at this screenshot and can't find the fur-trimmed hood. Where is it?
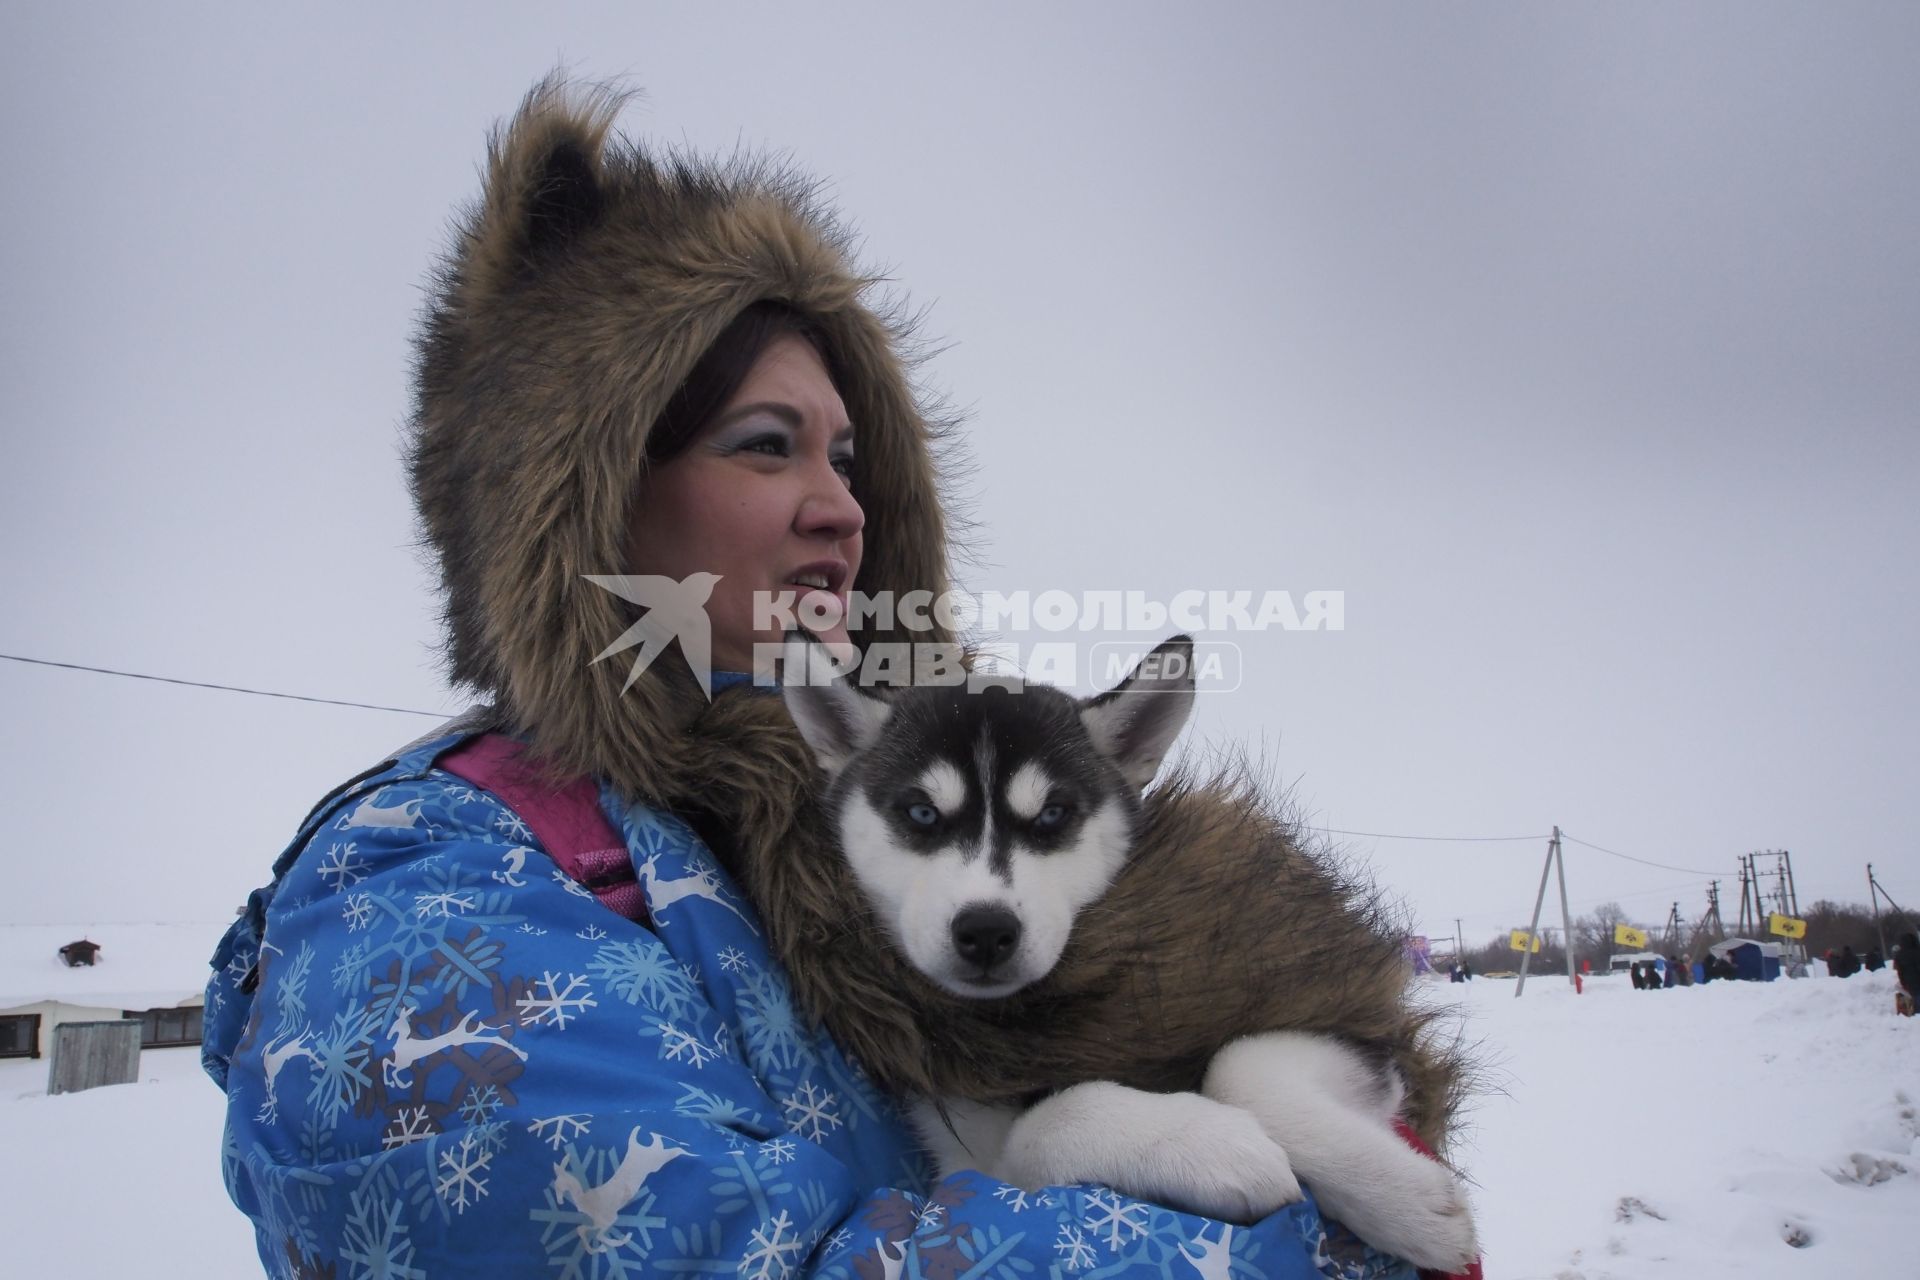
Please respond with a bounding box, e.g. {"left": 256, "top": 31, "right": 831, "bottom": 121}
{"left": 408, "top": 75, "right": 957, "bottom": 806}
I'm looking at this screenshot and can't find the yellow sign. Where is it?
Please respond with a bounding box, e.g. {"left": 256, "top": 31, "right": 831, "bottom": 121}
{"left": 1508, "top": 929, "right": 1542, "bottom": 953}
{"left": 1768, "top": 913, "right": 1807, "bottom": 939}
{"left": 1614, "top": 923, "right": 1649, "bottom": 949}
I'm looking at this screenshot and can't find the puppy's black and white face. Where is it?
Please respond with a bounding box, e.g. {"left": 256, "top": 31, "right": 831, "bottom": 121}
{"left": 784, "top": 637, "right": 1195, "bottom": 999}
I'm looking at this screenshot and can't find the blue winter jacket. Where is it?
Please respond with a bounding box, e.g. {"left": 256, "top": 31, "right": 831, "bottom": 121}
{"left": 204, "top": 726, "right": 1417, "bottom": 1279}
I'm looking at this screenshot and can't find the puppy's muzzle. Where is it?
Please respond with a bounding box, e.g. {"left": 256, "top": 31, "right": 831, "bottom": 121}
{"left": 951, "top": 904, "right": 1022, "bottom": 971}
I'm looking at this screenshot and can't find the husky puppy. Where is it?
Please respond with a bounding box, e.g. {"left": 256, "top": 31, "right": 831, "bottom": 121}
{"left": 781, "top": 637, "right": 1476, "bottom": 1271}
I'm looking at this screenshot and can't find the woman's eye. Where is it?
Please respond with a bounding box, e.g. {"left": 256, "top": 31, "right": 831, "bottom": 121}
{"left": 906, "top": 802, "right": 940, "bottom": 828}
{"left": 831, "top": 453, "right": 856, "bottom": 480}
{"left": 740, "top": 434, "right": 791, "bottom": 458}
{"left": 1034, "top": 803, "right": 1068, "bottom": 830}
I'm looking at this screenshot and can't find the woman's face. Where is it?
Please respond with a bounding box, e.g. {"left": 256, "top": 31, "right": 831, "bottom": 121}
{"left": 626, "top": 333, "right": 865, "bottom": 674}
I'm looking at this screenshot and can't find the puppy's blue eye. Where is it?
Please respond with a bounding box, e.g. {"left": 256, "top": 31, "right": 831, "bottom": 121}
{"left": 906, "top": 803, "right": 940, "bottom": 827}
{"left": 1034, "top": 803, "right": 1068, "bottom": 830}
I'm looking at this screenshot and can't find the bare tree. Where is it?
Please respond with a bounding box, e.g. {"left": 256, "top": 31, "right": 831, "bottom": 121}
{"left": 1573, "top": 901, "right": 1634, "bottom": 969}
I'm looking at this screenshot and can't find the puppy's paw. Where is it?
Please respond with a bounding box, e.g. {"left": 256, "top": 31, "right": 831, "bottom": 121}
{"left": 995, "top": 1084, "right": 1303, "bottom": 1223}
{"left": 1320, "top": 1148, "right": 1477, "bottom": 1273}
{"left": 1144, "top": 1100, "right": 1305, "bottom": 1223}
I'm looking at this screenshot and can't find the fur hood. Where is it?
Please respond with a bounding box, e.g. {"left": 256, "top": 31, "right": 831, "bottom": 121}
{"left": 408, "top": 75, "right": 958, "bottom": 807}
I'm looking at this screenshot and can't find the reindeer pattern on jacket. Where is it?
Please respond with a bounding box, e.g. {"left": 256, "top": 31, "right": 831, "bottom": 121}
{"left": 204, "top": 733, "right": 1418, "bottom": 1280}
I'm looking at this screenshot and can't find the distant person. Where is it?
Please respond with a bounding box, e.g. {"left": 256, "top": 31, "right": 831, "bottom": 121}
{"left": 1676, "top": 953, "right": 1694, "bottom": 987}
{"left": 1630, "top": 961, "right": 1646, "bottom": 990}
{"left": 1863, "top": 948, "right": 1885, "bottom": 972}
{"left": 1839, "top": 945, "right": 1861, "bottom": 978}
{"left": 1696, "top": 955, "right": 1713, "bottom": 984}
{"left": 1461, "top": 962, "right": 1473, "bottom": 981}
{"left": 1893, "top": 932, "right": 1920, "bottom": 1016}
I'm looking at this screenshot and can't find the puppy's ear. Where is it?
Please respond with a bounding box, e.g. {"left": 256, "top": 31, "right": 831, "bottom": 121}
{"left": 779, "top": 634, "right": 890, "bottom": 778}
{"left": 1079, "top": 634, "right": 1196, "bottom": 790}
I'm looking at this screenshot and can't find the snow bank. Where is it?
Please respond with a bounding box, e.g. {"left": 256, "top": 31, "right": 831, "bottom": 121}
{"left": 1450, "top": 967, "right": 1918, "bottom": 1278}
{"left": 0, "top": 1048, "right": 257, "bottom": 1277}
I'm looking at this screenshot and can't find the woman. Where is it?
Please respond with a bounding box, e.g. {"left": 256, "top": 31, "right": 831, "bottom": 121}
{"left": 204, "top": 77, "right": 1439, "bottom": 1279}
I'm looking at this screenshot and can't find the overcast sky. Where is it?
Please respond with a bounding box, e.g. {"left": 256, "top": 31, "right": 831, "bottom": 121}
{"left": 3, "top": 4, "right": 1915, "bottom": 955}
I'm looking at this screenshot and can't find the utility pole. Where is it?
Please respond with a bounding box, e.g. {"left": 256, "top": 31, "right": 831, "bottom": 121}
{"left": 1455, "top": 918, "right": 1465, "bottom": 969}
{"left": 1779, "top": 849, "right": 1804, "bottom": 964}
{"left": 1695, "top": 879, "right": 1723, "bottom": 951}
{"left": 1737, "top": 850, "right": 1804, "bottom": 962}
{"left": 1516, "top": 827, "right": 1579, "bottom": 997}
{"left": 1555, "top": 830, "right": 1579, "bottom": 989}
{"left": 1869, "top": 863, "right": 1886, "bottom": 956}
{"left": 1867, "top": 865, "right": 1911, "bottom": 948}
{"left": 1736, "top": 854, "right": 1755, "bottom": 936}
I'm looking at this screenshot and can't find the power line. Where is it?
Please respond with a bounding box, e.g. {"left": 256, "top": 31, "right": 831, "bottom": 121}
{"left": 1424, "top": 877, "right": 1710, "bottom": 934}
{"left": 1567, "top": 879, "right": 1712, "bottom": 912}
{"left": 0, "top": 651, "right": 1837, "bottom": 895}
{"left": 1, "top": 652, "right": 445, "bottom": 717}
{"left": 1320, "top": 832, "right": 1543, "bottom": 840}
{"left": 1559, "top": 831, "right": 1723, "bottom": 877}
{"left": 0, "top": 919, "right": 232, "bottom": 928}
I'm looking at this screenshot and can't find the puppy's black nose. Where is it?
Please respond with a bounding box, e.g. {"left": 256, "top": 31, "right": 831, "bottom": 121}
{"left": 951, "top": 906, "right": 1022, "bottom": 969}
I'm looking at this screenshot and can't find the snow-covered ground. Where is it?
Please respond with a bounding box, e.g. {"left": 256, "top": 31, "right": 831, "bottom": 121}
{"left": 1454, "top": 968, "right": 1917, "bottom": 1278}
{"left": 1, "top": 967, "right": 1913, "bottom": 1279}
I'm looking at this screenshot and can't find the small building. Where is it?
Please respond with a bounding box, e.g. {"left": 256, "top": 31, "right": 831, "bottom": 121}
{"left": 57, "top": 939, "right": 102, "bottom": 967}
{"left": 0, "top": 923, "right": 213, "bottom": 1062}
{"left": 1708, "top": 936, "right": 1784, "bottom": 982}
{"left": 1609, "top": 950, "right": 1668, "bottom": 976}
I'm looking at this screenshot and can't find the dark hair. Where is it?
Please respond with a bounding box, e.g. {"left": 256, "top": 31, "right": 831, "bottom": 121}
{"left": 646, "top": 300, "right": 840, "bottom": 462}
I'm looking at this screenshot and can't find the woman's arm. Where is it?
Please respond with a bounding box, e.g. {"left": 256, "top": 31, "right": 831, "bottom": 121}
{"left": 211, "top": 769, "right": 1412, "bottom": 1278}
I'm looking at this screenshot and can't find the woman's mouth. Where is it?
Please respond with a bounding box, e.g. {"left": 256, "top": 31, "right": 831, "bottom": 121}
{"left": 783, "top": 561, "right": 848, "bottom": 600}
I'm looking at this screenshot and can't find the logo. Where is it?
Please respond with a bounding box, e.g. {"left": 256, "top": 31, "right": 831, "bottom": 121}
{"left": 583, "top": 578, "right": 1345, "bottom": 695}
{"left": 584, "top": 574, "right": 721, "bottom": 698}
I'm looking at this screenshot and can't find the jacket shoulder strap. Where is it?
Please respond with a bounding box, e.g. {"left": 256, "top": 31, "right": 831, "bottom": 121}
{"left": 436, "top": 734, "right": 647, "bottom": 924}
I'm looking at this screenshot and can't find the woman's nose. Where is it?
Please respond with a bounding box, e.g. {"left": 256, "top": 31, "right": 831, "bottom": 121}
{"left": 797, "top": 458, "right": 865, "bottom": 541}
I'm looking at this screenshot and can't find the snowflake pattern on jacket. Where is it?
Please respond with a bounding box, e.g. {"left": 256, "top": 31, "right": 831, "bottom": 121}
{"left": 205, "top": 730, "right": 1416, "bottom": 1280}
